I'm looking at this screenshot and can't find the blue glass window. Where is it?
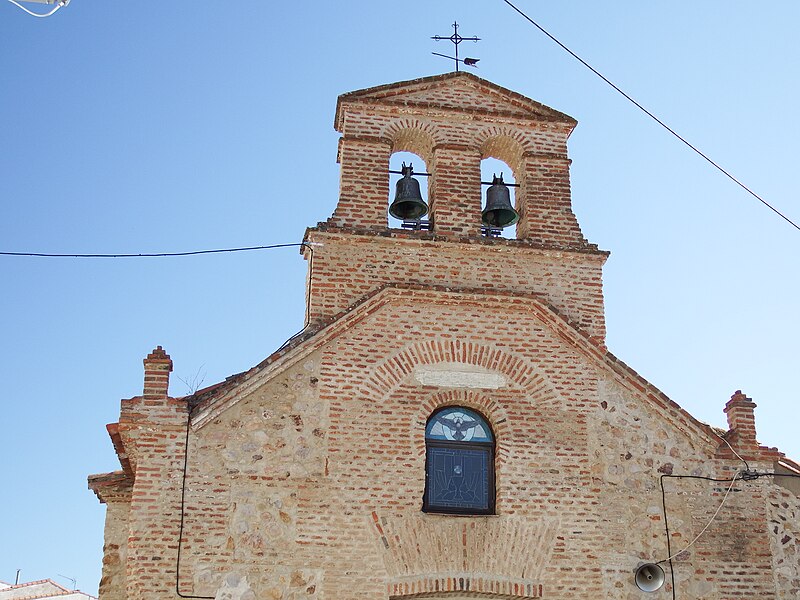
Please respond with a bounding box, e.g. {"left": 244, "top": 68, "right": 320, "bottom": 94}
{"left": 423, "top": 407, "right": 495, "bottom": 515}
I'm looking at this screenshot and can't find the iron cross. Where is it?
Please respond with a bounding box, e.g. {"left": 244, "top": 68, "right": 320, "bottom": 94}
{"left": 431, "top": 21, "right": 480, "bottom": 72}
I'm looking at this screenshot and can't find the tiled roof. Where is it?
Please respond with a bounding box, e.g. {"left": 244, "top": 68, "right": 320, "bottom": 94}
{"left": 0, "top": 579, "right": 96, "bottom": 600}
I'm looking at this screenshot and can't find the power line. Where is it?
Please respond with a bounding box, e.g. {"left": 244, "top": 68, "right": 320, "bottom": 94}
{"left": 0, "top": 243, "right": 307, "bottom": 258}
{"left": 659, "top": 472, "right": 741, "bottom": 565}
{"left": 501, "top": 0, "right": 800, "bottom": 233}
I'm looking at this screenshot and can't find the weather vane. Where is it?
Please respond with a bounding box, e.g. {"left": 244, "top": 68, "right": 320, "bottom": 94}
{"left": 431, "top": 21, "right": 480, "bottom": 72}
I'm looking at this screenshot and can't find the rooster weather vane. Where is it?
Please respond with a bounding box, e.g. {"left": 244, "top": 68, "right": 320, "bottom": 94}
{"left": 432, "top": 21, "right": 480, "bottom": 72}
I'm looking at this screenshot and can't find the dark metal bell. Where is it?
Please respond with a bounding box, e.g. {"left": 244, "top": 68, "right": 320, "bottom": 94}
{"left": 389, "top": 163, "right": 428, "bottom": 220}
{"left": 482, "top": 173, "right": 519, "bottom": 228}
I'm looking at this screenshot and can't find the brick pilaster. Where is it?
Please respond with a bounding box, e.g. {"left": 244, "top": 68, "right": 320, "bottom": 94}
{"left": 330, "top": 136, "right": 391, "bottom": 229}
{"left": 122, "top": 346, "right": 189, "bottom": 599}
{"left": 516, "top": 153, "right": 586, "bottom": 247}
{"left": 429, "top": 145, "right": 482, "bottom": 236}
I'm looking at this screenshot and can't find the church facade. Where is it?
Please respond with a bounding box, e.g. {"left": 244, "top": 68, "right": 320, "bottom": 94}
{"left": 88, "top": 73, "right": 800, "bottom": 600}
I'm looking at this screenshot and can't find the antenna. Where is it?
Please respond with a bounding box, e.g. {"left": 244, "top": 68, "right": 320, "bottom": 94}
{"left": 56, "top": 574, "right": 77, "bottom": 590}
{"left": 431, "top": 21, "right": 480, "bottom": 71}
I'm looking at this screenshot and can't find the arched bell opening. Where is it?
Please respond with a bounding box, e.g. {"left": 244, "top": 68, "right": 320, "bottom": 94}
{"left": 480, "top": 157, "right": 518, "bottom": 239}
{"left": 388, "top": 151, "right": 431, "bottom": 230}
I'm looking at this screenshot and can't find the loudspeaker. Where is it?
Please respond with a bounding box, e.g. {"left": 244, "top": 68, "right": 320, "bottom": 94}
{"left": 634, "top": 563, "right": 665, "bottom": 592}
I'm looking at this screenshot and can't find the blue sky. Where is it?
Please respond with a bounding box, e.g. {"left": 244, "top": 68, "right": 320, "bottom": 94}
{"left": 1, "top": 1, "right": 798, "bottom": 594}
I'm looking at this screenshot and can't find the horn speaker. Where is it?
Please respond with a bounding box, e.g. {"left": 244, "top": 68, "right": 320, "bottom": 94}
{"left": 634, "top": 563, "right": 665, "bottom": 592}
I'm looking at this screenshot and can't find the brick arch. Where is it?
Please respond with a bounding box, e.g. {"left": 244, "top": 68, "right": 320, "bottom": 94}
{"left": 355, "top": 339, "right": 561, "bottom": 469}
{"left": 478, "top": 128, "right": 530, "bottom": 175}
{"left": 358, "top": 339, "right": 550, "bottom": 404}
{"left": 373, "top": 511, "right": 555, "bottom": 599}
{"left": 383, "top": 119, "right": 439, "bottom": 166}
{"left": 412, "top": 389, "right": 510, "bottom": 468}
{"left": 388, "top": 578, "right": 542, "bottom": 598}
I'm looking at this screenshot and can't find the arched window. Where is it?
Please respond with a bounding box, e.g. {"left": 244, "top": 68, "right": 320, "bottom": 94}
{"left": 423, "top": 407, "right": 495, "bottom": 515}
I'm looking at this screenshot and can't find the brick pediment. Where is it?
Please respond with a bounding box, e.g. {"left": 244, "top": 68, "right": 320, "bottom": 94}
{"left": 335, "top": 72, "right": 576, "bottom": 130}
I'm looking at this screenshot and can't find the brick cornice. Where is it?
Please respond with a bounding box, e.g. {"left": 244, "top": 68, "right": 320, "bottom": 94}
{"left": 338, "top": 134, "right": 393, "bottom": 146}
{"left": 106, "top": 422, "right": 133, "bottom": 478}
{"left": 306, "top": 224, "right": 608, "bottom": 257}
{"left": 337, "top": 100, "right": 576, "bottom": 138}
{"left": 87, "top": 470, "right": 133, "bottom": 504}
{"left": 521, "top": 151, "right": 572, "bottom": 165}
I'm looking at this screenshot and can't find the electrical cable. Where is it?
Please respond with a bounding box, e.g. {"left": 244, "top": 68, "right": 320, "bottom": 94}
{"left": 500, "top": 0, "right": 800, "bottom": 233}
{"left": 174, "top": 240, "right": 314, "bottom": 597}
{"left": 711, "top": 430, "right": 750, "bottom": 472}
{"left": 658, "top": 472, "right": 742, "bottom": 600}
{"left": 176, "top": 404, "right": 214, "bottom": 599}
{"left": 659, "top": 472, "right": 741, "bottom": 564}
{"left": 276, "top": 242, "right": 314, "bottom": 351}
{"left": 0, "top": 242, "right": 305, "bottom": 258}
{"left": 659, "top": 475, "right": 677, "bottom": 600}
{"left": 6, "top": 0, "right": 68, "bottom": 18}
{"left": 759, "top": 471, "right": 800, "bottom": 480}
{"left": 653, "top": 469, "right": 800, "bottom": 598}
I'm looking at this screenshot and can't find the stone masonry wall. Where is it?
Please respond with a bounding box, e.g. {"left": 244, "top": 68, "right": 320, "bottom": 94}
{"left": 591, "top": 378, "right": 783, "bottom": 599}
{"left": 769, "top": 486, "right": 800, "bottom": 599}
{"left": 156, "top": 291, "right": 795, "bottom": 599}
{"left": 98, "top": 496, "right": 130, "bottom": 599}
{"left": 179, "top": 352, "right": 326, "bottom": 599}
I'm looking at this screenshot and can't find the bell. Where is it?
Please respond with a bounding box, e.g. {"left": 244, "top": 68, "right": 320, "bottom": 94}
{"left": 389, "top": 163, "right": 428, "bottom": 220}
{"left": 482, "top": 173, "right": 519, "bottom": 228}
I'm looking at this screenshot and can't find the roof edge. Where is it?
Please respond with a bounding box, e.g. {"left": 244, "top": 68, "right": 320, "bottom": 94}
{"left": 190, "top": 284, "right": 739, "bottom": 459}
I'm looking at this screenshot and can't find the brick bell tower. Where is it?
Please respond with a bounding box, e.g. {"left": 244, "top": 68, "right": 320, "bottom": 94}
{"left": 303, "top": 72, "right": 609, "bottom": 344}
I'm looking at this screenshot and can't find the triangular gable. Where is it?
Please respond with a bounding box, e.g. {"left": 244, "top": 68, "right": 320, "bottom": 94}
{"left": 335, "top": 72, "right": 576, "bottom": 131}
{"left": 189, "top": 284, "right": 723, "bottom": 458}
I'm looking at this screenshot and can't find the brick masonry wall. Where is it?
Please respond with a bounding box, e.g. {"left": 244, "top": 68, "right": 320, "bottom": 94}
{"left": 143, "top": 291, "right": 797, "bottom": 599}
{"left": 333, "top": 100, "right": 586, "bottom": 246}
{"left": 329, "top": 137, "right": 390, "bottom": 229}
{"left": 116, "top": 353, "right": 189, "bottom": 600}
{"left": 122, "top": 403, "right": 187, "bottom": 600}
{"left": 304, "top": 230, "right": 608, "bottom": 343}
